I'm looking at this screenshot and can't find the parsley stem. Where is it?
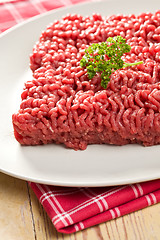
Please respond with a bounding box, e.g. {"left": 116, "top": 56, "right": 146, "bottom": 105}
{"left": 123, "top": 61, "right": 143, "bottom": 68}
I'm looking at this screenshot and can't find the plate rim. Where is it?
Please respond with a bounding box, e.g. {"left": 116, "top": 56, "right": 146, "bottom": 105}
{"left": 0, "top": 0, "right": 160, "bottom": 187}
{"left": 1, "top": 167, "right": 160, "bottom": 187}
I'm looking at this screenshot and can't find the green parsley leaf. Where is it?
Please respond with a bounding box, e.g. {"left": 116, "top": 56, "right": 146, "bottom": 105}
{"left": 80, "top": 36, "right": 143, "bottom": 88}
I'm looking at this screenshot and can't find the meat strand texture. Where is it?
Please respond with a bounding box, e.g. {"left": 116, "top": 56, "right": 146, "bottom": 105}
{"left": 12, "top": 12, "right": 160, "bottom": 150}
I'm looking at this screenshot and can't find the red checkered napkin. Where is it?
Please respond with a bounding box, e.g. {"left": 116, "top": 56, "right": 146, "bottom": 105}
{"left": 0, "top": 0, "right": 89, "bottom": 33}
{"left": 30, "top": 180, "right": 160, "bottom": 233}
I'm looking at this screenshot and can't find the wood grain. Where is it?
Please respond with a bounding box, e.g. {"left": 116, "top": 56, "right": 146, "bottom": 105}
{"left": 0, "top": 173, "right": 35, "bottom": 240}
{"left": 0, "top": 172, "right": 160, "bottom": 240}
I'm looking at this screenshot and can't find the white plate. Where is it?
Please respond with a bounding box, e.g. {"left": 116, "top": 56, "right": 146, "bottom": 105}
{"left": 0, "top": 0, "right": 160, "bottom": 187}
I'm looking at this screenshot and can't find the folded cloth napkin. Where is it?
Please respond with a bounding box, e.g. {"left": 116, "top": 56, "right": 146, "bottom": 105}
{"left": 1, "top": 0, "right": 160, "bottom": 234}
{"left": 30, "top": 180, "right": 160, "bottom": 233}
{"left": 0, "top": 0, "right": 89, "bottom": 32}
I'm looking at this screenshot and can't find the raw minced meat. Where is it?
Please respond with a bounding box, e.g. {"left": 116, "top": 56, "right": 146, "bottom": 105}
{"left": 12, "top": 12, "right": 160, "bottom": 150}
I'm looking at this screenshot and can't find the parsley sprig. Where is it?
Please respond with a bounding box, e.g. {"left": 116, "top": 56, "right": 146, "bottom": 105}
{"left": 80, "top": 36, "right": 143, "bottom": 89}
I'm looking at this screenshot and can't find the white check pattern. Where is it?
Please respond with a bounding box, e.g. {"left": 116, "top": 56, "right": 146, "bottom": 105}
{"left": 0, "top": 0, "right": 91, "bottom": 33}
{"left": 30, "top": 180, "right": 160, "bottom": 234}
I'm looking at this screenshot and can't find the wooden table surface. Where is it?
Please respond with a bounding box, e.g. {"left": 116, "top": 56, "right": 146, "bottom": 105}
{"left": 0, "top": 172, "right": 160, "bottom": 240}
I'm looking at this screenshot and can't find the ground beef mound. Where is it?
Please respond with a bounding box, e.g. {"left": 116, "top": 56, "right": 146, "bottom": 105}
{"left": 12, "top": 12, "right": 160, "bottom": 150}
